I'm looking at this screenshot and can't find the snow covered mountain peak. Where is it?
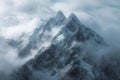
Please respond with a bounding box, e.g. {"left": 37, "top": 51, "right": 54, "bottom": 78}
{"left": 68, "top": 13, "right": 80, "bottom": 24}
{"left": 10, "top": 11, "right": 119, "bottom": 80}
{"left": 64, "top": 13, "right": 82, "bottom": 33}
{"left": 56, "top": 10, "right": 65, "bottom": 19}
{"left": 53, "top": 10, "right": 66, "bottom": 26}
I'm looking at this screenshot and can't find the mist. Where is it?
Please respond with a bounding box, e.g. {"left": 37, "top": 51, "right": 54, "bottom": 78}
{"left": 0, "top": 37, "right": 37, "bottom": 80}
{"left": 0, "top": 0, "right": 120, "bottom": 80}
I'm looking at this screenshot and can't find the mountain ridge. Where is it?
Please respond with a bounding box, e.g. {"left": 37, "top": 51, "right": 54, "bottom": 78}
{"left": 10, "top": 11, "right": 119, "bottom": 80}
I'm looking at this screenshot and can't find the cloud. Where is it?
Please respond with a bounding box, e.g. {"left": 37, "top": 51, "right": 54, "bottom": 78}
{"left": 0, "top": 37, "right": 37, "bottom": 80}
{"left": 0, "top": 37, "right": 19, "bottom": 75}
{"left": 0, "top": 18, "right": 39, "bottom": 38}
{"left": 0, "top": 0, "right": 56, "bottom": 39}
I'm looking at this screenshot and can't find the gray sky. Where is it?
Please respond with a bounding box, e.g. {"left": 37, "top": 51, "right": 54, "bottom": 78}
{"left": 0, "top": 0, "right": 120, "bottom": 47}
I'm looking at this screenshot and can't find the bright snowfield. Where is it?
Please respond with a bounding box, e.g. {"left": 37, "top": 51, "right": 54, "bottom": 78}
{"left": 0, "top": 11, "right": 118, "bottom": 80}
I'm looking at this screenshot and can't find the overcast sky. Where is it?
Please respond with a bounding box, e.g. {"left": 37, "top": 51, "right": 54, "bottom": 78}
{"left": 0, "top": 0, "right": 120, "bottom": 46}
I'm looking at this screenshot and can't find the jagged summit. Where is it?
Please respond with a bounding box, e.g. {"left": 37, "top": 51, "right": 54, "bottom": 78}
{"left": 52, "top": 12, "right": 105, "bottom": 45}
{"left": 65, "top": 13, "right": 81, "bottom": 32}
{"left": 68, "top": 13, "right": 80, "bottom": 23}
{"left": 54, "top": 11, "right": 66, "bottom": 25}
{"left": 56, "top": 10, "right": 65, "bottom": 18}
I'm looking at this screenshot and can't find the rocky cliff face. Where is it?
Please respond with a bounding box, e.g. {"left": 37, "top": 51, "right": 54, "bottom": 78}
{"left": 10, "top": 11, "right": 120, "bottom": 80}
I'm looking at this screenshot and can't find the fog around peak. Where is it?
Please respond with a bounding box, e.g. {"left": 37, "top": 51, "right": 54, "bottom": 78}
{"left": 0, "top": 0, "right": 120, "bottom": 80}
